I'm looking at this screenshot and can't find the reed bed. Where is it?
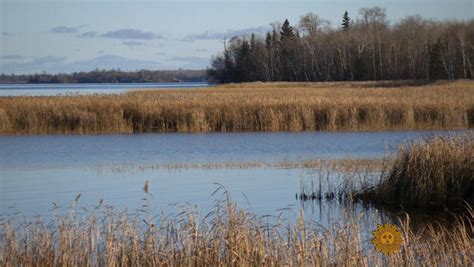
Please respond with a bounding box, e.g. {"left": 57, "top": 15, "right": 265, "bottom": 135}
{"left": 354, "top": 134, "right": 474, "bottom": 211}
{"left": 105, "top": 158, "right": 383, "bottom": 173}
{"left": 1, "top": 184, "right": 473, "bottom": 266}
{"left": 1, "top": 80, "right": 473, "bottom": 135}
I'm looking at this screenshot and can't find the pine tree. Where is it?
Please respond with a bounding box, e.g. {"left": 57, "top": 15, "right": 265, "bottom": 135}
{"left": 280, "top": 19, "right": 295, "bottom": 41}
{"left": 279, "top": 19, "right": 297, "bottom": 81}
{"left": 428, "top": 39, "right": 447, "bottom": 80}
{"left": 341, "top": 11, "right": 350, "bottom": 30}
{"left": 250, "top": 33, "right": 257, "bottom": 50}
{"left": 235, "top": 40, "right": 251, "bottom": 82}
{"left": 265, "top": 32, "right": 272, "bottom": 48}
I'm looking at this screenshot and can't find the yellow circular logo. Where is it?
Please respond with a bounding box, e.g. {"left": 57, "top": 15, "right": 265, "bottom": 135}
{"left": 372, "top": 223, "right": 403, "bottom": 254}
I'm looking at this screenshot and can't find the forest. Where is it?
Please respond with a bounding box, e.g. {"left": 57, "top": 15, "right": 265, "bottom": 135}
{"left": 208, "top": 7, "right": 474, "bottom": 83}
{"left": 0, "top": 69, "right": 207, "bottom": 83}
{"left": 2, "top": 7, "right": 473, "bottom": 85}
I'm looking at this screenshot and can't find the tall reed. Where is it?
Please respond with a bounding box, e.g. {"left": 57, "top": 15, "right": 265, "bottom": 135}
{"left": 354, "top": 134, "right": 474, "bottom": 210}
{"left": 1, "top": 80, "right": 473, "bottom": 135}
{"left": 1, "top": 186, "right": 473, "bottom": 266}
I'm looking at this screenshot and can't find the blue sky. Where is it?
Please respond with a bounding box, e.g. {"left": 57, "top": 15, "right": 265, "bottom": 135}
{"left": 1, "top": 0, "right": 473, "bottom": 74}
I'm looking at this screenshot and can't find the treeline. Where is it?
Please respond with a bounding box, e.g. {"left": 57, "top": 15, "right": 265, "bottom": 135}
{"left": 208, "top": 7, "right": 474, "bottom": 83}
{"left": 0, "top": 69, "right": 207, "bottom": 83}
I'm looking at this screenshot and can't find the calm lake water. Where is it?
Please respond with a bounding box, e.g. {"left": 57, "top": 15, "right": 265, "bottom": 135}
{"left": 0, "top": 82, "right": 211, "bottom": 96}
{"left": 0, "top": 130, "right": 469, "bottom": 229}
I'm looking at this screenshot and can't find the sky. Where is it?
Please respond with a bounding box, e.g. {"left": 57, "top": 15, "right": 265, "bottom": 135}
{"left": 1, "top": 0, "right": 473, "bottom": 74}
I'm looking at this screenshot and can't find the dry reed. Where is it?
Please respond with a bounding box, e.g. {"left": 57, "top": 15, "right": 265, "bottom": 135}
{"left": 1, "top": 80, "right": 473, "bottom": 135}
{"left": 105, "top": 158, "right": 383, "bottom": 173}
{"left": 0, "top": 184, "right": 472, "bottom": 266}
{"left": 354, "top": 134, "right": 474, "bottom": 210}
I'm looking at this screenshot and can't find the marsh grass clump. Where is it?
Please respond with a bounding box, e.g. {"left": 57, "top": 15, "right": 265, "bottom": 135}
{"left": 0, "top": 80, "right": 473, "bottom": 135}
{"left": 296, "top": 162, "right": 380, "bottom": 205}
{"left": 355, "top": 135, "right": 474, "bottom": 211}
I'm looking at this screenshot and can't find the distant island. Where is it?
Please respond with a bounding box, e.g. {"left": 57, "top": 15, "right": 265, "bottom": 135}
{"left": 0, "top": 69, "right": 207, "bottom": 84}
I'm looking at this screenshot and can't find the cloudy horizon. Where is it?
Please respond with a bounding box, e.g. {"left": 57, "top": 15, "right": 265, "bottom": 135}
{"left": 1, "top": 0, "right": 473, "bottom": 74}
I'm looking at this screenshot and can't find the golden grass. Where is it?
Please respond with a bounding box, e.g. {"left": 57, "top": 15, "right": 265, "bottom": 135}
{"left": 354, "top": 134, "right": 474, "bottom": 210}
{"left": 105, "top": 158, "right": 383, "bottom": 173}
{"left": 1, "top": 187, "right": 472, "bottom": 266}
{"left": 0, "top": 80, "right": 473, "bottom": 134}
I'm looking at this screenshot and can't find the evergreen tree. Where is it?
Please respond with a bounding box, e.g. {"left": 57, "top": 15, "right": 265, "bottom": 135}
{"left": 342, "top": 11, "right": 350, "bottom": 30}
{"left": 250, "top": 33, "right": 257, "bottom": 50}
{"left": 280, "top": 19, "right": 295, "bottom": 41}
{"left": 428, "top": 39, "right": 447, "bottom": 80}
{"left": 265, "top": 32, "right": 272, "bottom": 49}
{"left": 279, "top": 19, "right": 298, "bottom": 81}
{"left": 235, "top": 40, "right": 252, "bottom": 82}
{"left": 223, "top": 51, "right": 235, "bottom": 82}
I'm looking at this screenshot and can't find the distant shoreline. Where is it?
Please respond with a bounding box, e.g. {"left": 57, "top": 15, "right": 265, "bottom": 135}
{"left": 0, "top": 69, "right": 208, "bottom": 84}
{"left": 0, "top": 81, "right": 210, "bottom": 84}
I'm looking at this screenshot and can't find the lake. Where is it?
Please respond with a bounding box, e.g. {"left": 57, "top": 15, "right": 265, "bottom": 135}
{"left": 1, "top": 130, "right": 469, "bottom": 230}
{"left": 0, "top": 82, "right": 211, "bottom": 96}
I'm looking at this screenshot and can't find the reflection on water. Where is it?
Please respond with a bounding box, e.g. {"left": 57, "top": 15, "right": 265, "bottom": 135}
{"left": 0, "top": 130, "right": 470, "bottom": 233}
{"left": 0, "top": 166, "right": 387, "bottom": 237}
{"left": 1, "top": 130, "right": 467, "bottom": 171}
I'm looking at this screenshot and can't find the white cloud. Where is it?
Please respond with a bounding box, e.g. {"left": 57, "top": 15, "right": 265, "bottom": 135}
{"left": 51, "top": 26, "right": 80, "bottom": 34}
{"left": 1, "top": 55, "right": 161, "bottom": 74}
{"left": 101, "top": 29, "right": 163, "bottom": 40}
{"left": 182, "top": 26, "right": 270, "bottom": 41}
{"left": 1, "top": 32, "right": 15, "bottom": 37}
{"left": 123, "top": 41, "right": 143, "bottom": 46}
{"left": 77, "top": 31, "right": 98, "bottom": 38}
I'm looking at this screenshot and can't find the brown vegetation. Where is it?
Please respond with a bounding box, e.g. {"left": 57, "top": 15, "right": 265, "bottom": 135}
{"left": 0, "top": 80, "right": 473, "bottom": 135}
{"left": 106, "top": 158, "right": 383, "bottom": 173}
{"left": 354, "top": 135, "right": 474, "bottom": 210}
{"left": 1, "top": 186, "right": 473, "bottom": 266}
{"left": 1, "top": 135, "right": 473, "bottom": 265}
